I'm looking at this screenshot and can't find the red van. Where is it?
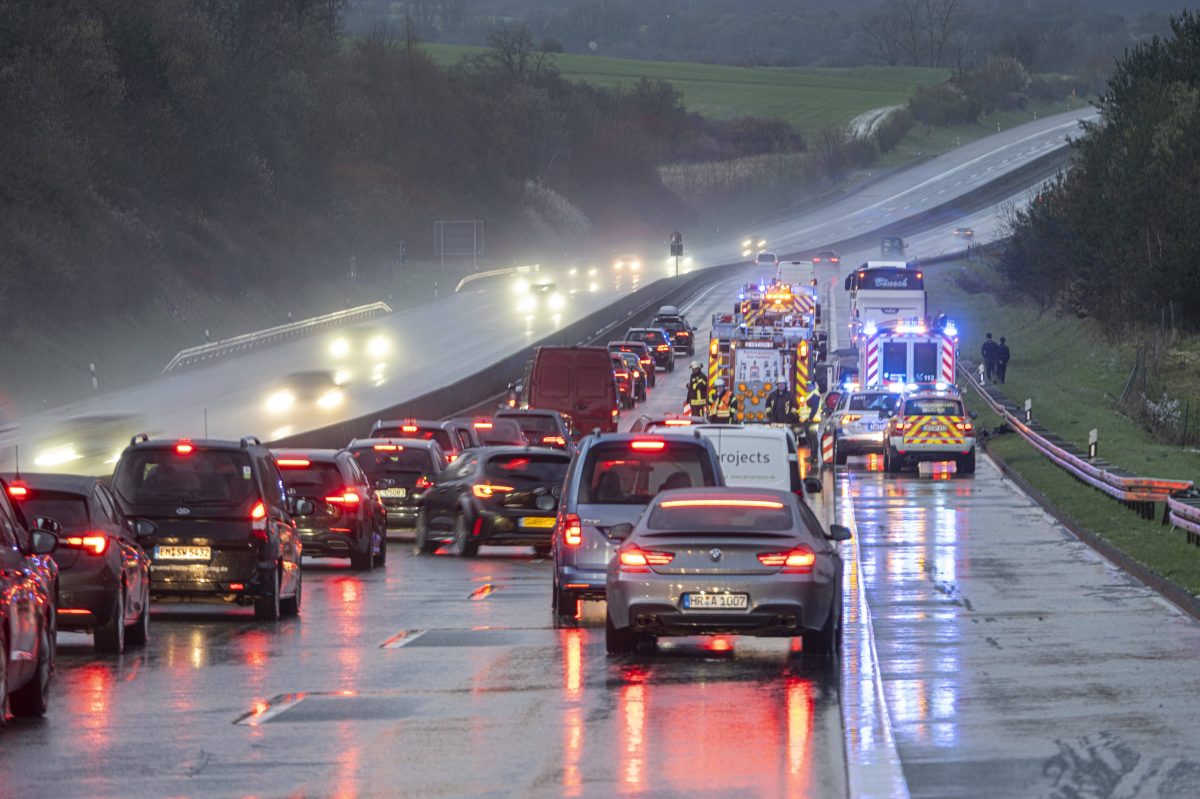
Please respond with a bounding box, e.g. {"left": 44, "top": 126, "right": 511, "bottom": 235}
{"left": 523, "top": 346, "right": 619, "bottom": 435}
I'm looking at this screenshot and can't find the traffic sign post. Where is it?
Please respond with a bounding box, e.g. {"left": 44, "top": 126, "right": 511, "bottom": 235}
{"left": 670, "top": 231, "right": 683, "bottom": 278}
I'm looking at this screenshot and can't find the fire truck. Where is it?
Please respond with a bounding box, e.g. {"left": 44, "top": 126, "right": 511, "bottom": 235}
{"left": 727, "top": 324, "right": 816, "bottom": 424}
{"left": 708, "top": 312, "right": 739, "bottom": 387}
{"left": 856, "top": 317, "right": 959, "bottom": 389}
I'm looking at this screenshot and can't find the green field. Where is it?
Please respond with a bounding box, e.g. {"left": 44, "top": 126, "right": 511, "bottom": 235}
{"left": 931, "top": 259, "right": 1200, "bottom": 594}
{"left": 421, "top": 44, "right": 948, "bottom": 137}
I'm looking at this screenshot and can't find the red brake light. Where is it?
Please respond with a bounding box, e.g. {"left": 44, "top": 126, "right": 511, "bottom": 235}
{"left": 276, "top": 458, "right": 311, "bottom": 468}
{"left": 955, "top": 422, "right": 974, "bottom": 432}
{"left": 415, "top": 476, "right": 432, "bottom": 490}
{"left": 472, "top": 483, "right": 513, "bottom": 499}
{"left": 758, "top": 547, "right": 815, "bottom": 573}
{"left": 473, "top": 421, "right": 493, "bottom": 430}
{"left": 660, "top": 498, "right": 783, "bottom": 509}
{"left": 619, "top": 547, "right": 674, "bottom": 571}
{"left": 251, "top": 501, "right": 266, "bottom": 520}
{"left": 656, "top": 344, "right": 670, "bottom": 351}
{"left": 615, "top": 371, "right": 629, "bottom": 379}
{"left": 561, "top": 513, "right": 582, "bottom": 546}
{"left": 325, "top": 490, "right": 361, "bottom": 506}
{"left": 640, "top": 358, "right": 652, "bottom": 364}
{"left": 630, "top": 440, "right": 666, "bottom": 451}
{"left": 663, "top": 419, "right": 692, "bottom": 426}
{"left": 374, "top": 444, "right": 401, "bottom": 451}
{"left": 7, "top": 485, "right": 27, "bottom": 499}
{"left": 542, "top": 435, "right": 566, "bottom": 446}
{"left": 175, "top": 441, "right": 195, "bottom": 455}
{"left": 250, "top": 500, "right": 268, "bottom": 537}
{"left": 401, "top": 425, "right": 418, "bottom": 433}
{"left": 64, "top": 534, "right": 109, "bottom": 556}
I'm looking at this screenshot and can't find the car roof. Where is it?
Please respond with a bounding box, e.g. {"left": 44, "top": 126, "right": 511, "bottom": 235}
{"left": 271, "top": 448, "right": 343, "bottom": 462}
{"left": 347, "top": 437, "right": 442, "bottom": 450}
{"left": 373, "top": 418, "right": 445, "bottom": 428}
{"left": 124, "top": 437, "right": 266, "bottom": 452}
{"left": 0, "top": 472, "right": 97, "bottom": 493}
{"left": 691, "top": 425, "right": 789, "bottom": 442}
{"left": 473, "top": 446, "right": 571, "bottom": 458}
{"left": 496, "top": 408, "right": 561, "bottom": 418}
{"left": 649, "top": 486, "right": 792, "bottom": 505}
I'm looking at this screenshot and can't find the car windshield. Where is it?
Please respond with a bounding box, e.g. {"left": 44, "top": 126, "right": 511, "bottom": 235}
{"left": 658, "top": 319, "right": 687, "bottom": 332}
{"left": 849, "top": 393, "right": 901, "bottom": 412}
{"left": 580, "top": 442, "right": 717, "bottom": 505}
{"left": 279, "top": 462, "right": 343, "bottom": 495}
{"left": 484, "top": 454, "right": 569, "bottom": 484}
{"left": 114, "top": 449, "right": 256, "bottom": 506}
{"left": 15, "top": 491, "right": 90, "bottom": 528}
{"left": 352, "top": 448, "right": 435, "bottom": 476}
{"left": 646, "top": 499, "right": 792, "bottom": 532}
{"left": 904, "top": 398, "right": 964, "bottom": 416}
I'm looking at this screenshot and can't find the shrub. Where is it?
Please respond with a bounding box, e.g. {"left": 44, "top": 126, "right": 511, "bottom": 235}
{"left": 908, "top": 83, "right": 981, "bottom": 126}
{"left": 873, "top": 107, "right": 914, "bottom": 153}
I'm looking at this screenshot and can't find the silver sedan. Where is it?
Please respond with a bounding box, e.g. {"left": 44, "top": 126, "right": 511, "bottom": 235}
{"left": 604, "top": 487, "right": 849, "bottom": 656}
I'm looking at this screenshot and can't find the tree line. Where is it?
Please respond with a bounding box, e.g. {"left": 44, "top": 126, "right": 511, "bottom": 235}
{"left": 0, "top": 3, "right": 806, "bottom": 324}
{"left": 998, "top": 11, "right": 1200, "bottom": 333}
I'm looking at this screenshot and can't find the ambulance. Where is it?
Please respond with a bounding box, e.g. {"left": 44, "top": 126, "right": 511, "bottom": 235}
{"left": 857, "top": 317, "right": 959, "bottom": 389}
{"left": 883, "top": 386, "right": 978, "bottom": 474}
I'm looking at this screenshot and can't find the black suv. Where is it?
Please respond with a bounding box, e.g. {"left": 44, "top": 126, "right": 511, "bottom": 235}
{"left": 625, "top": 327, "right": 676, "bottom": 372}
{"left": 112, "top": 436, "right": 309, "bottom": 621}
{"left": 272, "top": 449, "right": 387, "bottom": 570}
{"left": 653, "top": 315, "right": 695, "bottom": 355}
{"left": 346, "top": 438, "right": 446, "bottom": 533}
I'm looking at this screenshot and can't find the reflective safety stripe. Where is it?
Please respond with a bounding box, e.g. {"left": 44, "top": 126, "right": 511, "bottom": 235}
{"left": 902, "top": 415, "right": 966, "bottom": 445}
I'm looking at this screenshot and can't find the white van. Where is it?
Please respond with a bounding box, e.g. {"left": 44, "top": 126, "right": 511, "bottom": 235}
{"left": 692, "top": 425, "right": 819, "bottom": 501}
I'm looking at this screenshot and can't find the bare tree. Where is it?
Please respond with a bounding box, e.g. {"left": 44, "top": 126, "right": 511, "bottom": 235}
{"left": 860, "top": 0, "right": 965, "bottom": 68}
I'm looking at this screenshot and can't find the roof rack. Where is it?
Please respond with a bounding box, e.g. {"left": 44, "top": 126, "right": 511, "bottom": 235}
{"left": 130, "top": 433, "right": 150, "bottom": 447}
{"left": 240, "top": 436, "right": 262, "bottom": 448}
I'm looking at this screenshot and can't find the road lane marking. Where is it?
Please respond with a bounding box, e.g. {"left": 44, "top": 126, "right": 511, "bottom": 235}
{"left": 469, "top": 583, "right": 501, "bottom": 600}
{"left": 234, "top": 692, "right": 308, "bottom": 726}
{"left": 380, "top": 629, "right": 427, "bottom": 649}
{"left": 838, "top": 479, "right": 911, "bottom": 799}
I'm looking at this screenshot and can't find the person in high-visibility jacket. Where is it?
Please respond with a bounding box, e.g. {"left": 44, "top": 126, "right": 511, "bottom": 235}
{"left": 685, "top": 361, "right": 708, "bottom": 416}
{"left": 766, "top": 384, "right": 791, "bottom": 424}
{"left": 708, "top": 378, "right": 737, "bottom": 423}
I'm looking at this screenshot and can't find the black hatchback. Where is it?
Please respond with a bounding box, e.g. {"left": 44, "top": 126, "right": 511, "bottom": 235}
{"left": 4, "top": 473, "right": 151, "bottom": 654}
{"left": 415, "top": 447, "right": 571, "bottom": 557}
{"left": 111, "top": 436, "right": 309, "bottom": 621}
{"left": 346, "top": 438, "right": 445, "bottom": 534}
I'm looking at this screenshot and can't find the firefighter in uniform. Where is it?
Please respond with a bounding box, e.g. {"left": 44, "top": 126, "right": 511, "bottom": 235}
{"left": 686, "top": 361, "right": 708, "bottom": 416}
{"left": 766, "top": 384, "right": 791, "bottom": 424}
{"left": 804, "top": 385, "right": 823, "bottom": 458}
{"left": 708, "top": 378, "right": 737, "bottom": 423}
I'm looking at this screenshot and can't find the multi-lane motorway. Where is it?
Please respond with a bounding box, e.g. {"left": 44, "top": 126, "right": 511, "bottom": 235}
{"left": 11, "top": 107, "right": 1200, "bottom": 799}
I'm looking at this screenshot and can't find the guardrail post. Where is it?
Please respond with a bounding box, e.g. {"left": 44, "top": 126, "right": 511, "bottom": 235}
{"left": 1024, "top": 399, "right": 1032, "bottom": 423}
{"left": 89, "top": 362, "right": 98, "bottom": 391}
{"left": 1088, "top": 428, "right": 1098, "bottom": 460}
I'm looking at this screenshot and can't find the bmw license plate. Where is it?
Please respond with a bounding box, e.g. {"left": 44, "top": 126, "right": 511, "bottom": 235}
{"left": 155, "top": 545, "right": 211, "bottom": 562}
{"left": 518, "top": 516, "right": 555, "bottom": 528}
{"left": 682, "top": 593, "right": 749, "bottom": 610}
{"left": 378, "top": 488, "right": 407, "bottom": 499}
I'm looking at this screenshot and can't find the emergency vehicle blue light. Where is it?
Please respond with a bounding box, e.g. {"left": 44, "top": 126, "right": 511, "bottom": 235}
{"left": 943, "top": 322, "right": 958, "bottom": 337}
{"left": 935, "top": 381, "right": 949, "bottom": 391}
{"left": 863, "top": 321, "right": 878, "bottom": 336}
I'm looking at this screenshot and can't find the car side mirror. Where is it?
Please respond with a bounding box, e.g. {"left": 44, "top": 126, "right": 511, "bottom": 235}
{"left": 33, "top": 516, "right": 63, "bottom": 535}
{"left": 803, "top": 476, "right": 822, "bottom": 494}
{"left": 827, "top": 524, "right": 852, "bottom": 542}
{"left": 29, "top": 529, "right": 57, "bottom": 555}
{"left": 609, "top": 523, "right": 634, "bottom": 540}
{"left": 133, "top": 519, "right": 157, "bottom": 538}
{"left": 291, "top": 498, "right": 315, "bottom": 517}
{"left": 969, "top": 411, "right": 979, "bottom": 420}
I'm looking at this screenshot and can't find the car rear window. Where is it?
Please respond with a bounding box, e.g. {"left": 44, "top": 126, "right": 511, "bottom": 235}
{"left": 114, "top": 449, "right": 256, "bottom": 507}
{"left": 580, "top": 442, "right": 717, "bottom": 505}
{"left": 848, "top": 394, "right": 900, "bottom": 412}
{"left": 485, "top": 454, "right": 569, "bottom": 484}
{"left": 477, "top": 421, "right": 526, "bottom": 445}
{"left": 629, "top": 330, "right": 666, "bottom": 346}
{"left": 352, "top": 448, "right": 435, "bottom": 476}
{"left": 279, "top": 462, "right": 343, "bottom": 495}
{"left": 646, "top": 498, "right": 792, "bottom": 532}
{"left": 15, "top": 491, "right": 90, "bottom": 528}
{"left": 375, "top": 426, "right": 453, "bottom": 452}
{"left": 658, "top": 319, "right": 686, "bottom": 332}
{"left": 904, "top": 398, "right": 963, "bottom": 416}
{"left": 500, "top": 414, "right": 559, "bottom": 436}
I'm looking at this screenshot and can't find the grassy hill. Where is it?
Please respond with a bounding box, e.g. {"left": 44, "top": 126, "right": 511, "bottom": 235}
{"left": 421, "top": 44, "right": 948, "bottom": 137}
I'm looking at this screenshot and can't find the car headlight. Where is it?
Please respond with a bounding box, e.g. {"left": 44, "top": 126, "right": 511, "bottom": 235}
{"left": 266, "top": 390, "right": 296, "bottom": 413}
{"left": 548, "top": 293, "right": 565, "bottom": 310}
{"left": 330, "top": 337, "right": 350, "bottom": 358}
{"left": 518, "top": 295, "right": 536, "bottom": 312}
{"left": 513, "top": 278, "right": 529, "bottom": 294}
{"left": 317, "top": 389, "right": 344, "bottom": 409}
{"left": 367, "top": 335, "right": 390, "bottom": 358}
{"left": 630, "top": 260, "right": 640, "bottom": 271}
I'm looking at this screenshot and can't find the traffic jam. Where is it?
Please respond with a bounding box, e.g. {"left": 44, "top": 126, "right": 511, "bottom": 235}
{"left": 0, "top": 242, "right": 981, "bottom": 793}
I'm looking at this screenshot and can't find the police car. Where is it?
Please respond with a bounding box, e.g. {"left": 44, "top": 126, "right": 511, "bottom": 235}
{"left": 883, "top": 385, "right": 978, "bottom": 475}
{"left": 818, "top": 385, "right": 901, "bottom": 465}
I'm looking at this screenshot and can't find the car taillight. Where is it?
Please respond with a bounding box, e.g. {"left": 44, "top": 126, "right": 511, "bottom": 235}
{"left": 619, "top": 547, "right": 674, "bottom": 572}
{"left": 277, "top": 458, "right": 311, "bottom": 468}
{"left": 612, "top": 409, "right": 619, "bottom": 418}
{"left": 472, "top": 484, "right": 513, "bottom": 499}
{"left": 640, "top": 358, "right": 652, "bottom": 365}
{"left": 175, "top": 441, "right": 195, "bottom": 455}
{"left": 543, "top": 435, "right": 566, "bottom": 446}
{"left": 894, "top": 420, "right": 911, "bottom": 432}
{"left": 561, "top": 514, "right": 582, "bottom": 546}
{"left": 630, "top": 439, "right": 665, "bottom": 451}
{"left": 251, "top": 500, "right": 268, "bottom": 537}
{"left": 841, "top": 414, "right": 863, "bottom": 424}
{"left": 415, "top": 476, "right": 432, "bottom": 490}
{"left": 955, "top": 422, "right": 974, "bottom": 432}
{"left": 64, "top": 533, "right": 108, "bottom": 556}
{"left": 373, "top": 444, "right": 401, "bottom": 452}
{"left": 757, "top": 547, "right": 816, "bottom": 573}
{"left": 6, "top": 484, "right": 27, "bottom": 499}
{"left": 473, "top": 422, "right": 494, "bottom": 430}
{"left": 325, "top": 490, "right": 362, "bottom": 506}
{"left": 615, "top": 371, "right": 629, "bottom": 378}
{"left": 656, "top": 344, "right": 670, "bottom": 351}
{"left": 401, "top": 425, "right": 419, "bottom": 433}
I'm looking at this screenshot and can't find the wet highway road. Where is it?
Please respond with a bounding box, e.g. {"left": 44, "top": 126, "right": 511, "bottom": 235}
{"left": 0, "top": 551, "right": 846, "bottom": 798}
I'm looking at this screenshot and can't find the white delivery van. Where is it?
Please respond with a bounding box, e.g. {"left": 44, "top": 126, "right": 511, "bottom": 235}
{"left": 692, "top": 425, "right": 818, "bottom": 501}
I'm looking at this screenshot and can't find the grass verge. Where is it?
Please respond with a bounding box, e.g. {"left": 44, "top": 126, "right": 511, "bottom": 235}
{"left": 942, "top": 272, "right": 1200, "bottom": 596}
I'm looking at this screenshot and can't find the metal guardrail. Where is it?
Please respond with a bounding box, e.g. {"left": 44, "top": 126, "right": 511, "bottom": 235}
{"left": 958, "top": 365, "right": 1192, "bottom": 515}
{"left": 1167, "top": 495, "right": 1200, "bottom": 544}
{"left": 161, "top": 302, "right": 393, "bottom": 373}
{"left": 454, "top": 265, "right": 541, "bottom": 293}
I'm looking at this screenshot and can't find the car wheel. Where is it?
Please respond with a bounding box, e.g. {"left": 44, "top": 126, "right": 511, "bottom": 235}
{"left": 0, "top": 626, "right": 9, "bottom": 729}
{"left": 833, "top": 437, "right": 848, "bottom": 466}
{"left": 533, "top": 545, "right": 551, "bottom": 559}
{"left": 886, "top": 447, "right": 903, "bottom": 474}
{"left": 802, "top": 601, "right": 841, "bottom": 658}
{"left": 281, "top": 567, "right": 301, "bottom": 617}
{"left": 414, "top": 509, "right": 435, "bottom": 554}
{"left": 552, "top": 579, "right": 577, "bottom": 628}
{"left": 668, "top": 360, "right": 675, "bottom": 373}
{"left": 350, "top": 535, "right": 374, "bottom": 571}
{"left": 958, "top": 450, "right": 976, "bottom": 475}
{"left": 94, "top": 587, "right": 126, "bottom": 654}
{"left": 125, "top": 585, "right": 150, "bottom": 647}
{"left": 254, "top": 566, "right": 282, "bottom": 621}
{"left": 605, "top": 610, "right": 638, "bottom": 655}
{"left": 454, "top": 514, "right": 479, "bottom": 558}
{"left": 376, "top": 529, "right": 388, "bottom": 566}
{"left": 9, "top": 624, "right": 51, "bottom": 718}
